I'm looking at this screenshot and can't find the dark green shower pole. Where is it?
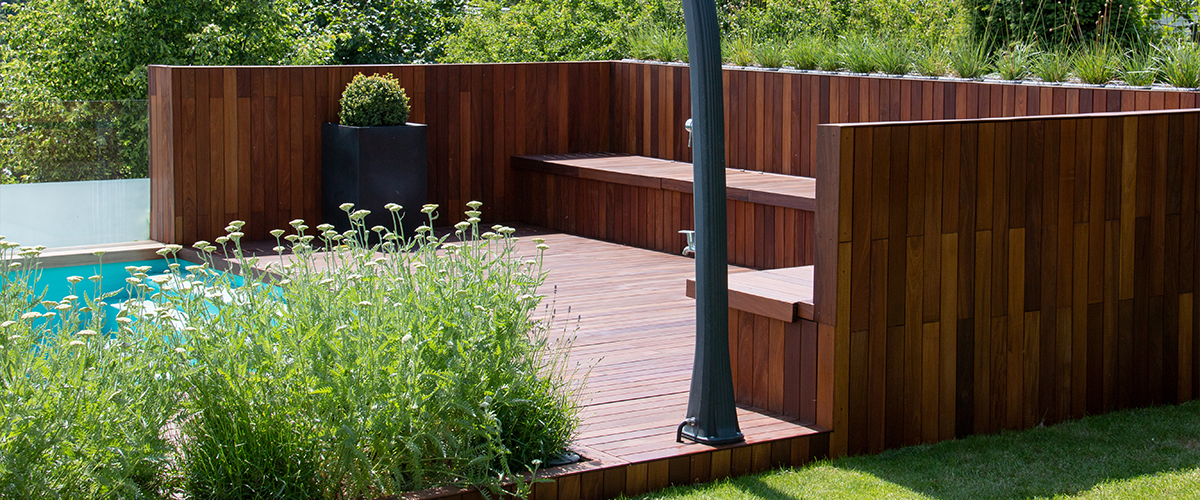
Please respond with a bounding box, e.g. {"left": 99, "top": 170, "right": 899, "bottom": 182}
{"left": 678, "top": 0, "right": 744, "bottom": 445}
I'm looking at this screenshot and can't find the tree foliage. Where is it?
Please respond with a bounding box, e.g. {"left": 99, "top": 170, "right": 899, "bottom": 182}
{"left": 0, "top": 0, "right": 311, "bottom": 101}
{"left": 296, "top": 0, "right": 465, "bottom": 64}
{"left": 964, "top": 0, "right": 1147, "bottom": 50}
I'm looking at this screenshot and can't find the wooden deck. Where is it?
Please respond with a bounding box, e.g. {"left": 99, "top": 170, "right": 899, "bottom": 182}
{"left": 206, "top": 226, "right": 828, "bottom": 499}
{"left": 523, "top": 227, "right": 824, "bottom": 461}
{"left": 498, "top": 226, "right": 827, "bottom": 499}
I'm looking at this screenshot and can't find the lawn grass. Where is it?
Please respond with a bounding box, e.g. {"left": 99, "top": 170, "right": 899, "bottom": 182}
{"left": 638, "top": 401, "right": 1200, "bottom": 499}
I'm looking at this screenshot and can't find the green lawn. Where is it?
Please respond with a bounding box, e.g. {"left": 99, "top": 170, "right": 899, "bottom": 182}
{"left": 639, "top": 401, "right": 1200, "bottom": 499}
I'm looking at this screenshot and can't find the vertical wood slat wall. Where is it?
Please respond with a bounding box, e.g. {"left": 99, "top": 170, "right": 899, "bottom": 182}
{"left": 148, "top": 63, "right": 613, "bottom": 244}
{"left": 151, "top": 61, "right": 1200, "bottom": 245}
{"left": 514, "top": 172, "right": 814, "bottom": 269}
{"left": 814, "top": 109, "right": 1200, "bottom": 458}
{"left": 612, "top": 62, "right": 1200, "bottom": 178}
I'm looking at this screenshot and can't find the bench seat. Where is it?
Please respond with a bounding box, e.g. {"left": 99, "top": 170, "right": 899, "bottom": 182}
{"left": 514, "top": 152, "right": 817, "bottom": 269}
{"left": 685, "top": 265, "right": 814, "bottom": 323}
{"left": 513, "top": 153, "right": 816, "bottom": 211}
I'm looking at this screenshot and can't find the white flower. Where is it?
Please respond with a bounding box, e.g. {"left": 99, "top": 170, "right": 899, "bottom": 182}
{"left": 467, "top": 200, "right": 483, "bottom": 209}
{"left": 68, "top": 340, "right": 85, "bottom": 347}
{"left": 536, "top": 243, "right": 550, "bottom": 251}
{"left": 270, "top": 229, "right": 285, "bottom": 238}
{"left": 19, "top": 312, "right": 39, "bottom": 320}
{"left": 385, "top": 203, "right": 402, "bottom": 212}
{"left": 289, "top": 218, "right": 306, "bottom": 228}
{"left": 339, "top": 202, "right": 355, "bottom": 212}
{"left": 229, "top": 220, "right": 246, "bottom": 229}
{"left": 77, "top": 329, "right": 97, "bottom": 337}
{"left": 194, "top": 240, "right": 211, "bottom": 250}
{"left": 0, "top": 320, "right": 15, "bottom": 328}
{"left": 66, "top": 276, "right": 84, "bottom": 284}
{"left": 420, "top": 204, "right": 438, "bottom": 214}
{"left": 317, "top": 223, "right": 335, "bottom": 232}
{"left": 371, "top": 225, "right": 387, "bottom": 233}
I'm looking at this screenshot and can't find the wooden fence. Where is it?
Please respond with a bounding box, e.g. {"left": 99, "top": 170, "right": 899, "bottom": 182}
{"left": 614, "top": 62, "right": 1200, "bottom": 178}
{"left": 148, "top": 63, "right": 612, "bottom": 243}
{"left": 814, "top": 109, "right": 1200, "bottom": 457}
{"left": 149, "top": 61, "right": 1200, "bottom": 245}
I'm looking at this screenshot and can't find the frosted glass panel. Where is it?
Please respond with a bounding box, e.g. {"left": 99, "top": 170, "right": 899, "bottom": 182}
{"left": 0, "top": 178, "right": 150, "bottom": 248}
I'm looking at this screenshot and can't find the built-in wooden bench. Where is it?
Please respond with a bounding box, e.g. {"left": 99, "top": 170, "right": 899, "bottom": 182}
{"left": 513, "top": 153, "right": 817, "bottom": 269}
{"left": 685, "top": 265, "right": 818, "bottom": 423}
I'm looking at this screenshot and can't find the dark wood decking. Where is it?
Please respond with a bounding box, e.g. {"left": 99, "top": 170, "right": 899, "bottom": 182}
{"left": 515, "top": 227, "right": 827, "bottom": 475}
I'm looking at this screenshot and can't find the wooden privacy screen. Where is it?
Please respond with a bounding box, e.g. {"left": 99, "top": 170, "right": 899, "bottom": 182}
{"left": 151, "top": 60, "right": 1200, "bottom": 244}
{"left": 148, "top": 63, "right": 612, "bottom": 243}
{"left": 813, "top": 109, "right": 1200, "bottom": 457}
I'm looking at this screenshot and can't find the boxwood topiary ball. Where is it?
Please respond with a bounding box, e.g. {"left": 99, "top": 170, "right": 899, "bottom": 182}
{"left": 338, "top": 73, "right": 411, "bottom": 127}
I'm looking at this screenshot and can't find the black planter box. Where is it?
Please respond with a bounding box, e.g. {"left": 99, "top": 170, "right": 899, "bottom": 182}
{"left": 321, "top": 123, "right": 428, "bottom": 238}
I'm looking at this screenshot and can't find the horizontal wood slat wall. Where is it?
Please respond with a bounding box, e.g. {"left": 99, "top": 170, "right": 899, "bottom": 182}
{"left": 514, "top": 170, "right": 814, "bottom": 268}
{"left": 814, "top": 109, "right": 1200, "bottom": 458}
{"left": 148, "top": 63, "right": 612, "bottom": 243}
{"left": 612, "top": 62, "right": 1200, "bottom": 178}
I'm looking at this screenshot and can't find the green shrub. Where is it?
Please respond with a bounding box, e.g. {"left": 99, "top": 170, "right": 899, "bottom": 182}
{"left": 724, "top": 37, "right": 756, "bottom": 66}
{"left": 786, "top": 36, "right": 829, "bottom": 70}
{"left": 339, "top": 73, "right": 411, "bottom": 127}
{"left": 871, "top": 38, "right": 912, "bottom": 75}
{"left": 0, "top": 244, "right": 184, "bottom": 498}
{"left": 1074, "top": 43, "right": 1120, "bottom": 84}
{"left": 913, "top": 45, "right": 951, "bottom": 76}
{"left": 1157, "top": 40, "right": 1200, "bottom": 88}
{"left": 1034, "top": 48, "right": 1074, "bottom": 82}
{"left": 1120, "top": 48, "right": 1158, "bottom": 86}
{"left": 948, "top": 38, "right": 991, "bottom": 78}
{"left": 839, "top": 35, "right": 878, "bottom": 73}
{"left": 629, "top": 24, "right": 688, "bottom": 62}
{"left": 1, "top": 203, "right": 583, "bottom": 498}
{"left": 440, "top": 0, "right": 644, "bottom": 62}
{"left": 753, "top": 41, "right": 787, "bottom": 68}
{"left": 995, "top": 42, "right": 1037, "bottom": 80}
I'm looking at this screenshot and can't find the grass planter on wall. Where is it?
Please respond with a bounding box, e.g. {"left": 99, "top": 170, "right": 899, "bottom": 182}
{"left": 321, "top": 122, "right": 428, "bottom": 237}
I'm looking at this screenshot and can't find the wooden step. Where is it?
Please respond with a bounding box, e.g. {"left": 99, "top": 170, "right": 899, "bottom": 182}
{"left": 514, "top": 153, "right": 816, "bottom": 211}
{"left": 685, "top": 265, "right": 815, "bottom": 323}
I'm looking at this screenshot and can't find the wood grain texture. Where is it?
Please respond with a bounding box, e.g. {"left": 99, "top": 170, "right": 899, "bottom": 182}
{"left": 815, "top": 108, "right": 1200, "bottom": 457}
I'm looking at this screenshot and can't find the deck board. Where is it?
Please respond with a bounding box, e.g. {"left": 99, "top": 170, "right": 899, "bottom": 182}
{"left": 515, "top": 227, "right": 826, "bottom": 464}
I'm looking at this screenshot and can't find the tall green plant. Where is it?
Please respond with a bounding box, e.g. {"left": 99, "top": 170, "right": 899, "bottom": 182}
{"left": 948, "top": 38, "right": 991, "bottom": 78}
{"left": 1157, "top": 41, "right": 1200, "bottom": 87}
{"left": 1074, "top": 43, "right": 1121, "bottom": 84}
{"left": 1034, "top": 48, "right": 1075, "bottom": 82}
{"left": 995, "top": 43, "right": 1037, "bottom": 80}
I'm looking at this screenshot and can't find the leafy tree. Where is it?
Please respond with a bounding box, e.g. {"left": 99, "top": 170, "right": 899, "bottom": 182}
{"left": 0, "top": 0, "right": 315, "bottom": 101}
{"left": 295, "top": 0, "right": 466, "bottom": 64}
{"left": 440, "top": 0, "right": 647, "bottom": 62}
